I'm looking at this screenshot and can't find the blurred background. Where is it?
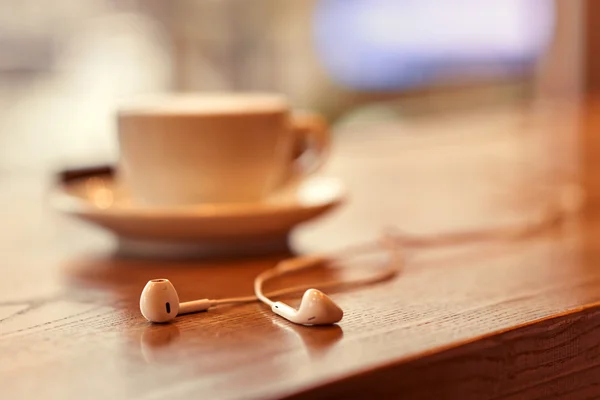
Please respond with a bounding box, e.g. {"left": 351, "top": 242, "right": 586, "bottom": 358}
{"left": 0, "top": 0, "right": 584, "bottom": 174}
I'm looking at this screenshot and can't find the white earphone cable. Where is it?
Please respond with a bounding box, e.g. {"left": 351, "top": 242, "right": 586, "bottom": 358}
{"left": 141, "top": 181, "right": 581, "bottom": 324}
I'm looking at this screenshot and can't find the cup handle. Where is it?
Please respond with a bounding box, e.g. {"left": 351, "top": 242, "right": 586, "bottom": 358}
{"left": 289, "top": 110, "right": 330, "bottom": 179}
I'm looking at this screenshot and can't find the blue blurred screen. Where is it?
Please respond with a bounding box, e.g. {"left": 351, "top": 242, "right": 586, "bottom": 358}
{"left": 313, "top": 0, "right": 555, "bottom": 91}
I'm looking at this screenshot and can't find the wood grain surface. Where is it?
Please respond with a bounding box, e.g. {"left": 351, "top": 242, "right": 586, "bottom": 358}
{"left": 1, "top": 99, "right": 598, "bottom": 399}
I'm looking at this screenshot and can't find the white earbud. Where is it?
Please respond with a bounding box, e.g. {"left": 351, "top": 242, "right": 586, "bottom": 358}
{"left": 254, "top": 235, "right": 402, "bottom": 327}
{"left": 140, "top": 279, "right": 211, "bottom": 323}
{"left": 271, "top": 288, "right": 343, "bottom": 325}
{"left": 254, "top": 256, "right": 346, "bottom": 326}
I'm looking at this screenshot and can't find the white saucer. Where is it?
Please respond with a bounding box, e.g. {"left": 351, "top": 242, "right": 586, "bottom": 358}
{"left": 50, "top": 167, "right": 346, "bottom": 258}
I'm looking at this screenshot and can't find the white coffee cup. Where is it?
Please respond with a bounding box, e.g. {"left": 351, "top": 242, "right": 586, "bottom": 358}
{"left": 116, "top": 92, "right": 329, "bottom": 206}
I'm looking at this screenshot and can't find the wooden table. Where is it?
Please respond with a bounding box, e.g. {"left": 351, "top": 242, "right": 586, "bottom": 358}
{"left": 2, "top": 99, "right": 600, "bottom": 399}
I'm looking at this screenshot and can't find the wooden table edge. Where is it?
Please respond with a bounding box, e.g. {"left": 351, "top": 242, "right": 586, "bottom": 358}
{"left": 282, "top": 302, "right": 600, "bottom": 399}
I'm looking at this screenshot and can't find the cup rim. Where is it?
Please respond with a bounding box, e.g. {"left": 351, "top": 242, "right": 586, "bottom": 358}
{"left": 117, "top": 92, "right": 289, "bottom": 117}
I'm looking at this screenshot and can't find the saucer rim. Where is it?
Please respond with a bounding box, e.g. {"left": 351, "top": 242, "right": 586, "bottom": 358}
{"left": 50, "top": 174, "right": 347, "bottom": 220}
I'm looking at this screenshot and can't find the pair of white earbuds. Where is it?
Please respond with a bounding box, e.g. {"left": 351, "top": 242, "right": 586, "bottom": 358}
{"left": 140, "top": 236, "right": 401, "bottom": 326}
